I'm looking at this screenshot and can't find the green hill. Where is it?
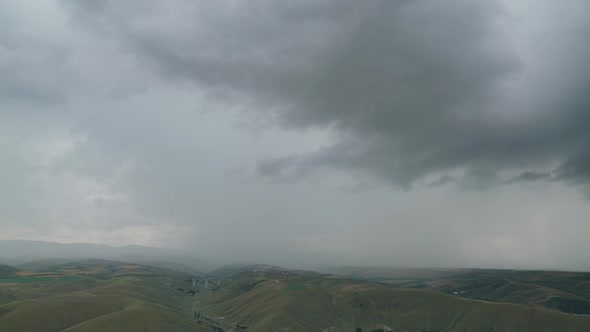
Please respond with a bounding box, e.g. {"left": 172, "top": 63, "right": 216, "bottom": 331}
{"left": 208, "top": 263, "right": 322, "bottom": 278}
{"left": 332, "top": 267, "right": 590, "bottom": 315}
{"left": 0, "top": 265, "right": 19, "bottom": 277}
{"left": 0, "top": 261, "right": 201, "bottom": 332}
{"left": 2, "top": 262, "right": 590, "bottom": 331}
{"left": 195, "top": 271, "right": 590, "bottom": 331}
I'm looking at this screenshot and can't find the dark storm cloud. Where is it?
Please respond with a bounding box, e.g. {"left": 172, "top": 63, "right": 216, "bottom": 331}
{"left": 556, "top": 148, "right": 590, "bottom": 183}
{"left": 506, "top": 170, "right": 553, "bottom": 184}
{"left": 59, "top": 0, "right": 590, "bottom": 188}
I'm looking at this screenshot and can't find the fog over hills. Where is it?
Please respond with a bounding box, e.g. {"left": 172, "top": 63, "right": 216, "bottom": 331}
{"left": 0, "top": 240, "right": 211, "bottom": 273}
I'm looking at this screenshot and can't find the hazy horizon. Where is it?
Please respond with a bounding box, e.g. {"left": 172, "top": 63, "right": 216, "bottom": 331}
{"left": 4, "top": 239, "right": 589, "bottom": 273}
{"left": 2, "top": 0, "right": 590, "bottom": 271}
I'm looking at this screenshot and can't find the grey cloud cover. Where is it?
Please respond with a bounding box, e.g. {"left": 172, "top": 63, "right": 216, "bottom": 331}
{"left": 1, "top": 0, "right": 590, "bottom": 270}
{"left": 61, "top": 0, "right": 590, "bottom": 187}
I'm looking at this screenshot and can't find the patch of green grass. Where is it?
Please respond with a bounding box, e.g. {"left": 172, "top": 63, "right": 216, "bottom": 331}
{"left": 112, "top": 277, "right": 135, "bottom": 284}
{"left": 284, "top": 283, "right": 305, "bottom": 291}
{"left": 93, "top": 273, "right": 112, "bottom": 280}
{"left": 306, "top": 279, "right": 324, "bottom": 286}
{"left": 330, "top": 279, "right": 347, "bottom": 285}
{"left": 38, "top": 269, "right": 61, "bottom": 273}
{"left": 0, "top": 276, "right": 84, "bottom": 284}
{"left": 56, "top": 276, "right": 85, "bottom": 282}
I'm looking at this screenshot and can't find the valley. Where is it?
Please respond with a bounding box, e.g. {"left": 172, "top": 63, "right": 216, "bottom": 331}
{"left": 1, "top": 261, "right": 590, "bottom": 331}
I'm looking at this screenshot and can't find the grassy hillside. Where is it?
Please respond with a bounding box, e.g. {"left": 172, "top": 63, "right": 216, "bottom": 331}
{"left": 208, "top": 263, "right": 323, "bottom": 278}
{"left": 194, "top": 271, "right": 590, "bottom": 332}
{"left": 332, "top": 267, "right": 590, "bottom": 315}
{"left": 3, "top": 261, "right": 590, "bottom": 331}
{"left": 0, "top": 260, "right": 200, "bottom": 332}
{"left": 0, "top": 265, "right": 19, "bottom": 277}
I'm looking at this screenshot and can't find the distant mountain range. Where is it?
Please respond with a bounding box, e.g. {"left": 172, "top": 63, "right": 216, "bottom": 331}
{"left": 0, "top": 240, "right": 211, "bottom": 273}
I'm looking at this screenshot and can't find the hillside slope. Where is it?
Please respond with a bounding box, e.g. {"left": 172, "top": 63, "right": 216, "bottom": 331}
{"left": 331, "top": 267, "right": 590, "bottom": 315}
{"left": 0, "top": 261, "right": 201, "bottom": 332}
{"left": 197, "top": 272, "right": 590, "bottom": 331}
{"left": 0, "top": 265, "right": 19, "bottom": 277}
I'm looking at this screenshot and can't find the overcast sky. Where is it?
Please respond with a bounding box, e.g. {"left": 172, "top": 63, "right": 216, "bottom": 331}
{"left": 1, "top": 0, "right": 590, "bottom": 270}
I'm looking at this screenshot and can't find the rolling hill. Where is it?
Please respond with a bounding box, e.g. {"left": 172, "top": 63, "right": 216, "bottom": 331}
{"left": 2, "top": 261, "right": 590, "bottom": 331}
{"left": 330, "top": 267, "right": 590, "bottom": 315}
{"left": 0, "top": 265, "right": 18, "bottom": 277}
{"left": 192, "top": 270, "right": 590, "bottom": 331}
{"left": 0, "top": 259, "right": 202, "bottom": 332}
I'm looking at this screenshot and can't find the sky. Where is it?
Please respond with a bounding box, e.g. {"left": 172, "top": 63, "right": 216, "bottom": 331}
{"left": 1, "top": 0, "right": 590, "bottom": 271}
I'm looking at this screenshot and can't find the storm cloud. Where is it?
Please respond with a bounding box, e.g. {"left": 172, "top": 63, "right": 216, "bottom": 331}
{"left": 1, "top": 0, "right": 590, "bottom": 270}
{"left": 60, "top": 0, "right": 590, "bottom": 187}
